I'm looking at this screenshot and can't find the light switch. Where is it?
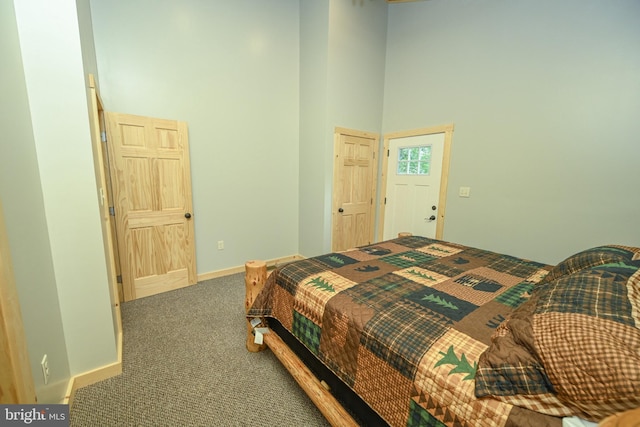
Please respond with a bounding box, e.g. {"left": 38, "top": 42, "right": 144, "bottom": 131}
{"left": 459, "top": 186, "right": 471, "bottom": 198}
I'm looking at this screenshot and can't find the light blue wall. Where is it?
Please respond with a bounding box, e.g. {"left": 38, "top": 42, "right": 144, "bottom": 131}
{"left": 327, "top": 0, "right": 388, "bottom": 132}
{"left": 14, "top": 0, "right": 116, "bottom": 379}
{"left": 324, "top": 0, "right": 388, "bottom": 254}
{"left": 76, "top": 0, "right": 100, "bottom": 88}
{"left": 384, "top": 0, "right": 640, "bottom": 263}
{"left": 75, "top": 0, "right": 121, "bottom": 354}
{"left": 299, "top": 0, "right": 388, "bottom": 256}
{"left": 2, "top": 0, "right": 118, "bottom": 403}
{"left": 299, "top": 0, "right": 331, "bottom": 256}
{"left": 90, "top": 0, "right": 640, "bottom": 266}
{"left": 0, "top": 0, "right": 71, "bottom": 403}
{"left": 90, "top": 0, "right": 300, "bottom": 271}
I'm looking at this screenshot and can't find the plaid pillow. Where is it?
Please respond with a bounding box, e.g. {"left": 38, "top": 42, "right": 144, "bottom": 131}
{"left": 476, "top": 245, "right": 640, "bottom": 422}
{"left": 538, "top": 245, "right": 636, "bottom": 285}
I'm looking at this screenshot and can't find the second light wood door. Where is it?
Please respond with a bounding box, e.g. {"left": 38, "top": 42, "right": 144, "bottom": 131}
{"left": 106, "top": 113, "right": 196, "bottom": 301}
{"left": 331, "top": 128, "right": 378, "bottom": 252}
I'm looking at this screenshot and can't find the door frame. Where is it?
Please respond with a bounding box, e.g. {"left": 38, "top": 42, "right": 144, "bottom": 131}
{"left": 331, "top": 127, "right": 379, "bottom": 251}
{"left": 86, "top": 74, "right": 123, "bottom": 340}
{"left": 378, "top": 124, "right": 454, "bottom": 241}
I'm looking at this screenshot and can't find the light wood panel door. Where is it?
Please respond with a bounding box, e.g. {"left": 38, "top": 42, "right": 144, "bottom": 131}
{"left": 331, "top": 128, "right": 379, "bottom": 252}
{"left": 106, "top": 113, "right": 196, "bottom": 301}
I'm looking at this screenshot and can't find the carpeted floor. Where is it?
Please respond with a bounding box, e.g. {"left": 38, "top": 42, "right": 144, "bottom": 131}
{"left": 70, "top": 273, "right": 330, "bottom": 427}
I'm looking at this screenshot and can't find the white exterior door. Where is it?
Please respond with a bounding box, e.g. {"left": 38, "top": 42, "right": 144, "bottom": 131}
{"left": 383, "top": 133, "right": 445, "bottom": 240}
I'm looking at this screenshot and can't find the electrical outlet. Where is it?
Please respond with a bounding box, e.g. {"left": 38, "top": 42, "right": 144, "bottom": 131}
{"left": 459, "top": 186, "right": 471, "bottom": 198}
{"left": 41, "top": 354, "right": 50, "bottom": 385}
{"left": 217, "top": 240, "right": 224, "bottom": 250}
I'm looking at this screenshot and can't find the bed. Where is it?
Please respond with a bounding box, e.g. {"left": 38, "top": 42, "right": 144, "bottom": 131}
{"left": 246, "top": 235, "right": 640, "bottom": 427}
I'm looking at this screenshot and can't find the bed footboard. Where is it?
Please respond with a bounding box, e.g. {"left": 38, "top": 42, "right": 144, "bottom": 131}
{"left": 244, "top": 260, "right": 268, "bottom": 352}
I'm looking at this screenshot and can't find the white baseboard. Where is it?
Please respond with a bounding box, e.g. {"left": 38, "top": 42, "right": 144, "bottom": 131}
{"left": 63, "top": 330, "right": 123, "bottom": 406}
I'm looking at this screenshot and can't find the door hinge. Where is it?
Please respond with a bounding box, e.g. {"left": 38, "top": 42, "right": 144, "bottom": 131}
{"left": 109, "top": 206, "right": 115, "bottom": 216}
{"left": 101, "top": 131, "right": 107, "bottom": 143}
{"left": 116, "top": 275, "right": 122, "bottom": 284}
{"left": 384, "top": 197, "right": 387, "bottom": 204}
{"left": 387, "top": 149, "right": 390, "bottom": 157}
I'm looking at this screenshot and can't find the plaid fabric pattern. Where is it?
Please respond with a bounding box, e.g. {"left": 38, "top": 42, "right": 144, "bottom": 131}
{"left": 351, "top": 346, "right": 414, "bottom": 427}
{"left": 407, "top": 400, "right": 446, "bottom": 427}
{"left": 629, "top": 269, "right": 640, "bottom": 328}
{"left": 533, "top": 311, "right": 640, "bottom": 420}
{"left": 416, "top": 243, "right": 464, "bottom": 258}
{"left": 361, "top": 301, "right": 448, "bottom": 379}
{"left": 393, "top": 267, "right": 451, "bottom": 287}
{"left": 314, "top": 252, "right": 359, "bottom": 269}
{"left": 292, "top": 310, "right": 321, "bottom": 355}
{"left": 434, "top": 268, "right": 519, "bottom": 309}
{"left": 535, "top": 270, "right": 634, "bottom": 325}
{"left": 475, "top": 362, "right": 554, "bottom": 397}
{"left": 454, "top": 274, "right": 502, "bottom": 290}
{"left": 526, "top": 268, "right": 551, "bottom": 284}
{"left": 407, "top": 287, "right": 478, "bottom": 322}
{"left": 277, "top": 259, "right": 328, "bottom": 294}
{"left": 488, "top": 255, "right": 545, "bottom": 279}
{"left": 539, "top": 245, "right": 636, "bottom": 284}
{"left": 497, "top": 392, "right": 575, "bottom": 418}
{"left": 294, "top": 271, "right": 355, "bottom": 326}
{"left": 413, "top": 329, "right": 519, "bottom": 427}
{"left": 416, "top": 260, "right": 466, "bottom": 278}
{"left": 344, "top": 273, "right": 423, "bottom": 310}
{"left": 456, "top": 247, "right": 502, "bottom": 263}
{"left": 358, "top": 245, "right": 392, "bottom": 257}
{"left": 271, "top": 284, "right": 295, "bottom": 330}
{"left": 495, "top": 282, "right": 535, "bottom": 308}
{"left": 418, "top": 330, "right": 486, "bottom": 385}
{"left": 382, "top": 251, "right": 437, "bottom": 268}
{"left": 395, "top": 235, "right": 438, "bottom": 249}
{"left": 475, "top": 248, "right": 640, "bottom": 422}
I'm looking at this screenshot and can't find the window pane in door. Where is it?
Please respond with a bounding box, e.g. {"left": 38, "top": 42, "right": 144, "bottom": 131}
{"left": 419, "top": 162, "right": 430, "bottom": 175}
{"left": 397, "top": 160, "right": 408, "bottom": 175}
{"left": 397, "top": 145, "right": 432, "bottom": 176}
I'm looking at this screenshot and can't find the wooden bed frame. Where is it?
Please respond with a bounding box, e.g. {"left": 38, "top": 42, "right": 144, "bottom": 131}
{"left": 244, "top": 260, "right": 359, "bottom": 427}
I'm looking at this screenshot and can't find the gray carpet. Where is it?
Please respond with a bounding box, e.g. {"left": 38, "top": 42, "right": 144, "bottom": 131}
{"left": 70, "top": 273, "right": 330, "bottom": 427}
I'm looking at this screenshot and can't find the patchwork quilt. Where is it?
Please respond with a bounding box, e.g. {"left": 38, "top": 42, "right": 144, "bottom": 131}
{"left": 248, "top": 236, "right": 566, "bottom": 427}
